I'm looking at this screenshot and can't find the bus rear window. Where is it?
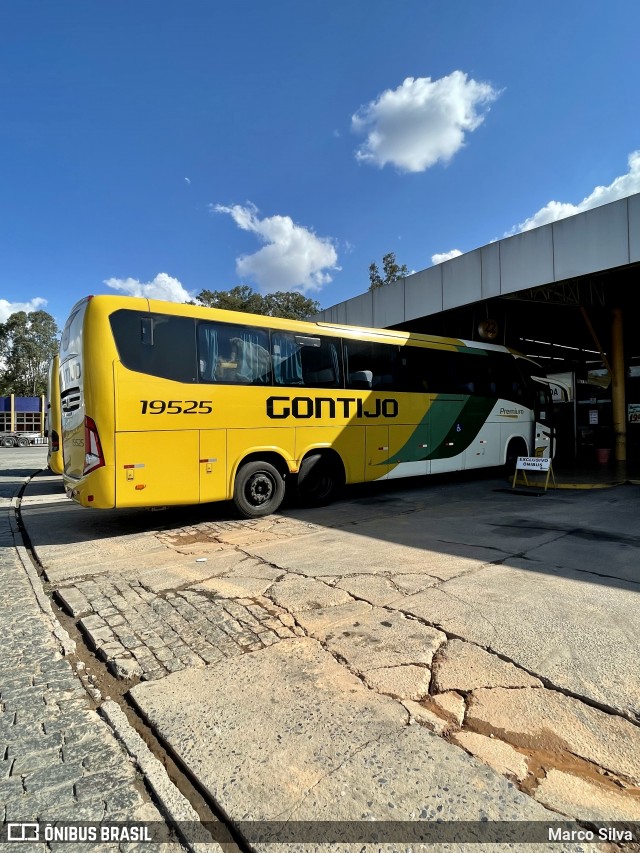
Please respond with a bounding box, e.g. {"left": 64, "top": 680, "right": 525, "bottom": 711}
{"left": 110, "top": 310, "right": 198, "bottom": 383}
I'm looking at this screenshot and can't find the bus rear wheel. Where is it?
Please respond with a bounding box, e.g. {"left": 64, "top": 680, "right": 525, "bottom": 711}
{"left": 233, "top": 460, "right": 285, "bottom": 518}
{"left": 297, "top": 453, "right": 340, "bottom": 506}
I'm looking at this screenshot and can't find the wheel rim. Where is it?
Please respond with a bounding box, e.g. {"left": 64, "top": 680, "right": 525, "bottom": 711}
{"left": 246, "top": 471, "right": 275, "bottom": 506}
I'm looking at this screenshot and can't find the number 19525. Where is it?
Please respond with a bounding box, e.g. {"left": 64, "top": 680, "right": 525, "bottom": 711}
{"left": 140, "top": 400, "right": 213, "bottom": 414}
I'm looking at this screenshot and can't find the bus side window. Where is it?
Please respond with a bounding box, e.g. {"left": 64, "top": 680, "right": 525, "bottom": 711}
{"left": 488, "top": 352, "right": 528, "bottom": 403}
{"left": 349, "top": 370, "right": 372, "bottom": 390}
{"left": 198, "top": 323, "right": 219, "bottom": 381}
{"left": 232, "top": 335, "right": 271, "bottom": 384}
{"left": 401, "top": 348, "right": 454, "bottom": 394}
{"left": 197, "top": 322, "right": 271, "bottom": 384}
{"left": 448, "top": 350, "right": 501, "bottom": 396}
{"left": 272, "top": 334, "right": 304, "bottom": 385}
{"left": 110, "top": 310, "right": 198, "bottom": 383}
{"left": 344, "top": 340, "right": 398, "bottom": 390}
{"left": 398, "top": 347, "right": 426, "bottom": 392}
{"left": 303, "top": 339, "right": 341, "bottom": 387}
{"left": 273, "top": 334, "right": 341, "bottom": 388}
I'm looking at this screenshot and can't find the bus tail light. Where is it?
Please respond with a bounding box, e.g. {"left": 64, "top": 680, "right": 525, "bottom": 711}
{"left": 84, "top": 417, "right": 105, "bottom": 474}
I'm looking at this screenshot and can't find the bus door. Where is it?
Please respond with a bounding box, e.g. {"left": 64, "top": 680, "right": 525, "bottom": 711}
{"left": 429, "top": 395, "right": 466, "bottom": 474}
{"left": 532, "top": 380, "right": 555, "bottom": 458}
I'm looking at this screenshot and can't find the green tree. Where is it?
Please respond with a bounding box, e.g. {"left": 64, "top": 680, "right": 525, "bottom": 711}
{"left": 262, "top": 291, "right": 322, "bottom": 320}
{"left": 0, "top": 310, "right": 59, "bottom": 396}
{"left": 195, "top": 285, "right": 321, "bottom": 320}
{"left": 368, "top": 252, "right": 409, "bottom": 290}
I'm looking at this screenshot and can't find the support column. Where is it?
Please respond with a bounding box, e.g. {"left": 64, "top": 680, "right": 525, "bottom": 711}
{"left": 611, "top": 308, "right": 626, "bottom": 462}
{"left": 9, "top": 393, "right": 15, "bottom": 432}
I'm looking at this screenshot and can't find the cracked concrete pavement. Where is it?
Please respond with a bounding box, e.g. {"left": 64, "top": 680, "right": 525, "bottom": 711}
{"left": 11, "top": 452, "right": 640, "bottom": 847}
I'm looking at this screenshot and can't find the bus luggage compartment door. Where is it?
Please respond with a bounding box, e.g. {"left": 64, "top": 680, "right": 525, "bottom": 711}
{"left": 387, "top": 423, "right": 429, "bottom": 480}
{"left": 365, "top": 425, "right": 391, "bottom": 482}
{"left": 116, "top": 430, "right": 199, "bottom": 506}
{"left": 199, "top": 429, "right": 228, "bottom": 503}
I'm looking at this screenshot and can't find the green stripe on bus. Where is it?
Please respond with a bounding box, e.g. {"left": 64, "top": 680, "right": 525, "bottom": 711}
{"left": 428, "top": 395, "right": 495, "bottom": 459}
{"left": 383, "top": 394, "right": 495, "bottom": 465}
{"left": 427, "top": 395, "right": 468, "bottom": 459}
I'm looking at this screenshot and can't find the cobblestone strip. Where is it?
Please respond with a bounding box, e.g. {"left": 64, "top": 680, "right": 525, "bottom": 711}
{"left": 61, "top": 576, "right": 304, "bottom": 682}
{"left": 155, "top": 515, "right": 321, "bottom": 552}
{"left": 0, "top": 506, "right": 183, "bottom": 851}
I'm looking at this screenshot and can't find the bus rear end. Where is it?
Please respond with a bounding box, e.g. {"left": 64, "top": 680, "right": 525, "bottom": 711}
{"left": 60, "top": 297, "right": 118, "bottom": 508}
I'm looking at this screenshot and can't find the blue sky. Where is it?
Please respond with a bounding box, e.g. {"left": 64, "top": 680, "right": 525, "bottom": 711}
{"left": 1, "top": 0, "right": 639, "bottom": 328}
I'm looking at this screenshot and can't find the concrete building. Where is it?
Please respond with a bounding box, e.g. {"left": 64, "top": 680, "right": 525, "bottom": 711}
{"left": 0, "top": 395, "right": 45, "bottom": 434}
{"left": 317, "top": 194, "right": 640, "bottom": 465}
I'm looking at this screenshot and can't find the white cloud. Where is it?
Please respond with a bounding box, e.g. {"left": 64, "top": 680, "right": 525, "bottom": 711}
{"left": 214, "top": 202, "right": 339, "bottom": 294}
{"left": 0, "top": 297, "right": 48, "bottom": 323}
{"left": 509, "top": 150, "right": 640, "bottom": 234}
{"left": 431, "top": 249, "right": 462, "bottom": 265}
{"left": 352, "top": 72, "right": 500, "bottom": 173}
{"left": 104, "top": 272, "right": 192, "bottom": 302}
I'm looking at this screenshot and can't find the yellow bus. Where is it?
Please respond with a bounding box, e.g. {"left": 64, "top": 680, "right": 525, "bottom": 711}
{"left": 46, "top": 355, "right": 64, "bottom": 474}
{"left": 57, "top": 295, "right": 555, "bottom": 517}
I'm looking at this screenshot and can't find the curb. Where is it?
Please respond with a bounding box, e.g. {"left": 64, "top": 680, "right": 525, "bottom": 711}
{"left": 99, "top": 701, "right": 223, "bottom": 853}
{"left": 507, "top": 478, "right": 632, "bottom": 491}
{"left": 549, "top": 481, "right": 626, "bottom": 490}
{"left": 13, "top": 470, "right": 224, "bottom": 851}
{"left": 7, "top": 496, "right": 76, "bottom": 656}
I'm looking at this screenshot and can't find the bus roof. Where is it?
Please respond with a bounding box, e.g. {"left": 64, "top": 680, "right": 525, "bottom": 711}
{"left": 71, "top": 294, "right": 531, "bottom": 359}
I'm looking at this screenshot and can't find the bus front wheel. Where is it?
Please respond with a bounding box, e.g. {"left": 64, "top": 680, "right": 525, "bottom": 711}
{"left": 233, "top": 460, "right": 285, "bottom": 518}
{"left": 505, "top": 439, "right": 527, "bottom": 475}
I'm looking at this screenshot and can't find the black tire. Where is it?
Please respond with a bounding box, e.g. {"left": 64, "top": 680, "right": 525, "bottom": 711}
{"left": 17, "top": 437, "right": 30, "bottom": 447}
{"left": 297, "top": 453, "right": 339, "bottom": 506}
{"left": 2, "top": 437, "right": 17, "bottom": 448}
{"left": 233, "top": 460, "right": 285, "bottom": 518}
{"left": 505, "top": 439, "right": 527, "bottom": 475}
